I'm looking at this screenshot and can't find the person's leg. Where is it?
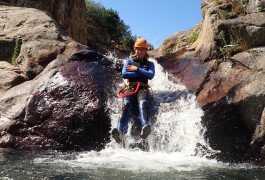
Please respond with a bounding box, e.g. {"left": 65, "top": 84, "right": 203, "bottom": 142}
{"left": 112, "top": 90, "right": 135, "bottom": 143}
{"left": 118, "top": 98, "right": 131, "bottom": 133}
{"left": 138, "top": 89, "right": 151, "bottom": 139}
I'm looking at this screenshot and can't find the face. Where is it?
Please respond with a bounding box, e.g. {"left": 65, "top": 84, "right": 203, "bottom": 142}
{"left": 135, "top": 47, "right": 147, "bottom": 60}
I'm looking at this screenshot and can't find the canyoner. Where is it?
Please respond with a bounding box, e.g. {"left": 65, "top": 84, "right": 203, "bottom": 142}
{"left": 112, "top": 38, "right": 155, "bottom": 150}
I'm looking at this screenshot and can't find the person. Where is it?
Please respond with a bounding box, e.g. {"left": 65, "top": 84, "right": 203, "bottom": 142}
{"left": 112, "top": 38, "right": 155, "bottom": 144}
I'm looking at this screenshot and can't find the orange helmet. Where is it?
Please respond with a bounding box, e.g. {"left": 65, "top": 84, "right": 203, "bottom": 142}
{"left": 134, "top": 38, "right": 148, "bottom": 49}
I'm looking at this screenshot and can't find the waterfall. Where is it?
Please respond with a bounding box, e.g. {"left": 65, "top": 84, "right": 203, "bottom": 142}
{"left": 107, "top": 58, "right": 213, "bottom": 157}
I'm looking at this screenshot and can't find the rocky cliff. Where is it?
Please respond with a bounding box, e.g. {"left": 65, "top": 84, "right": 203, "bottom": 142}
{"left": 151, "top": 0, "right": 265, "bottom": 163}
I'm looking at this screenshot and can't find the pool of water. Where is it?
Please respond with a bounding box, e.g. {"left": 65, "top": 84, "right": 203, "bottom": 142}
{"left": 1, "top": 149, "right": 265, "bottom": 180}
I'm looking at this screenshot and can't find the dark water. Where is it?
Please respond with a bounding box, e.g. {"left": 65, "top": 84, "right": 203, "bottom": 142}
{"left": 1, "top": 149, "right": 265, "bottom": 180}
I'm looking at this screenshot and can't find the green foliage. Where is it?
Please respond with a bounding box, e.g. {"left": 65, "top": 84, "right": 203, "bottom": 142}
{"left": 187, "top": 26, "right": 201, "bottom": 44}
{"left": 148, "top": 43, "right": 154, "bottom": 51}
{"left": 220, "top": 9, "right": 229, "bottom": 19}
{"left": 122, "top": 35, "right": 136, "bottom": 51}
{"left": 86, "top": 0, "right": 130, "bottom": 43}
{"left": 217, "top": 30, "right": 240, "bottom": 59}
{"left": 11, "top": 38, "right": 19, "bottom": 65}
{"left": 232, "top": 0, "right": 247, "bottom": 16}
{"left": 162, "top": 47, "right": 173, "bottom": 56}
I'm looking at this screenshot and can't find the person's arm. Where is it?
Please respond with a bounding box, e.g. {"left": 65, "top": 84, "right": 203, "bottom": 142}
{"left": 137, "top": 61, "right": 155, "bottom": 79}
{"left": 122, "top": 59, "right": 140, "bottom": 79}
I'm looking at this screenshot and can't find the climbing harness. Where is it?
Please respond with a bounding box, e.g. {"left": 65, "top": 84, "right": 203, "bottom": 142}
{"left": 118, "top": 82, "right": 151, "bottom": 98}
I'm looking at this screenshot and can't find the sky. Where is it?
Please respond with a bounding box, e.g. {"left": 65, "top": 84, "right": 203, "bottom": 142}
{"left": 91, "top": 0, "right": 203, "bottom": 49}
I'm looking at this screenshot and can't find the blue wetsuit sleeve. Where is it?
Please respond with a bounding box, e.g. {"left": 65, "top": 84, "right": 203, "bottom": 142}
{"left": 137, "top": 61, "right": 155, "bottom": 79}
{"left": 122, "top": 59, "right": 140, "bottom": 79}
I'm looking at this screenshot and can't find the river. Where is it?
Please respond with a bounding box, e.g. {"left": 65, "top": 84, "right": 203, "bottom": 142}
{"left": 0, "top": 57, "right": 265, "bottom": 179}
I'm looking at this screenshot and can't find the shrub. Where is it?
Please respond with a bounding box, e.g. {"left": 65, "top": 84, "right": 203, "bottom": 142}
{"left": 217, "top": 29, "right": 245, "bottom": 59}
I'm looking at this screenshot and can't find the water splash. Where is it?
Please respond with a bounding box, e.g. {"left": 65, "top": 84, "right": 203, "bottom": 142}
{"left": 108, "top": 58, "right": 214, "bottom": 156}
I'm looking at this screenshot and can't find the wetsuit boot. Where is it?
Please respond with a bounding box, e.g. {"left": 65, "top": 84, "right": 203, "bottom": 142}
{"left": 112, "top": 128, "right": 123, "bottom": 143}
{"left": 140, "top": 124, "right": 151, "bottom": 139}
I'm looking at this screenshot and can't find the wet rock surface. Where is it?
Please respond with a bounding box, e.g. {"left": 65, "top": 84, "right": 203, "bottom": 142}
{"left": 0, "top": 50, "right": 121, "bottom": 151}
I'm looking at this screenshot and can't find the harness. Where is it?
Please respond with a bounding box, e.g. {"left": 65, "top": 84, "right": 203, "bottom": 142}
{"left": 118, "top": 82, "right": 151, "bottom": 98}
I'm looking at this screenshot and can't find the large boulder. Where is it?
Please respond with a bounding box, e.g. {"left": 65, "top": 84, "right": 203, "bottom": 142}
{"left": 0, "top": 0, "right": 87, "bottom": 45}
{"left": 0, "top": 49, "right": 120, "bottom": 151}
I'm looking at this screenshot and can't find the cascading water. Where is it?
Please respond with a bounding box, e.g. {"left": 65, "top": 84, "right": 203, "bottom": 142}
{"left": 61, "top": 56, "right": 219, "bottom": 172}
{"left": 108, "top": 58, "right": 212, "bottom": 156}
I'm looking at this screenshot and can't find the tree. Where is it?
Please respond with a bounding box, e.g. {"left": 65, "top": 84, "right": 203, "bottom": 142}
{"left": 122, "top": 35, "right": 137, "bottom": 51}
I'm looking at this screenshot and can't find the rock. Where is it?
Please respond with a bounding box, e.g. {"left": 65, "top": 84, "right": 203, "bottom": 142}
{"left": 0, "top": 51, "right": 120, "bottom": 151}
{"left": 0, "top": 6, "right": 67, "bottom": 78}
{"left": 0, "top": 61, "right": 27, "bottom": 94}
{"left": 0, "top": 0, "right": 87, "bottom": 44}
{"left": 157, "top": 56, "right": 213, "bottom": 93}
{"left": 247, "top": 0, "right": 265, "bottom": 13}
{"left": 251, "top": 108, "right": 265, "bottom": 163}
{"left": 217, "top": 12, "right": 265, "bottom": 49}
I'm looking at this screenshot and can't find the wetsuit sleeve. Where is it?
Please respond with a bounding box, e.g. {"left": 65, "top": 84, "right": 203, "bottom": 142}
{"left": 122, "top": 59, "right": 140, "bottom": 79}
{"left": 137, "top": 61, "right": 155, "bottom": 79}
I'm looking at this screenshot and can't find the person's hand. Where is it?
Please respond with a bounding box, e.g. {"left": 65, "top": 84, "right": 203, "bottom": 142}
{"left": 126, "top": 65, "right": 138, "bottom": 72}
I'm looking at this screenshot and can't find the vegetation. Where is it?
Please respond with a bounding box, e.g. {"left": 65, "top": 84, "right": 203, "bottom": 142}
{"left": 217, "top": 27, "right": 249, "bottom": 59}
{"left": 217, "top": 0, "right": 247, "bottom": 19}
{"left": 162, "top": 47, "right": 173, "bottom": 56}
{"left": 217, "top": 30, "right": 237, "bottom": 58}
{"left": 231, "top": 0, "right": 247, "bottom": 16}
{"left": 11, "top": 38, "right": 19, "bottom": 65}
{"left": 187, "top": 25, "right": 201, "bottom": 44}
{"left": 86, "top": 0, "right": 153, "bottom": 53}
{"left": 214, "top": 0, "right": 221, "bottom": 6}
{"left": 220, "top": 9, "right": 229, "bottom": 19}
{"left": 122, "top": 35, "right": 137, "bottom": 51}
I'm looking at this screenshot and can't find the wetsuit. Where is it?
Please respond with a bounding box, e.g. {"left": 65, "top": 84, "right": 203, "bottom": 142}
{"left": 118, "top": 58, "right": 155, "bottom": 134}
